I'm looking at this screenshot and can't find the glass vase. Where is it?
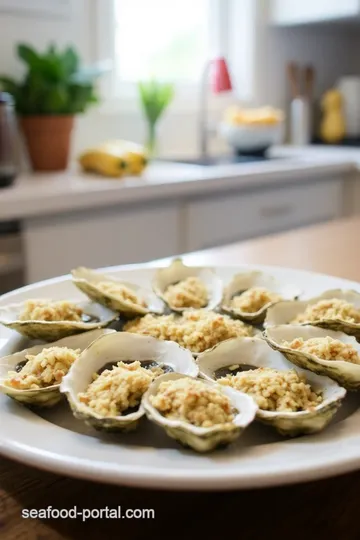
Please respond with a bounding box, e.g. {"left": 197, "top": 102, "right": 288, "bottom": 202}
{"left": 146, "top": 122, "right": 158, "bottom": 157}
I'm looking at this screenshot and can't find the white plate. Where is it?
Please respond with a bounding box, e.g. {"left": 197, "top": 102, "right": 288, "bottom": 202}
{"left": 1, "top": 263, "right": 360, "bottom": 491}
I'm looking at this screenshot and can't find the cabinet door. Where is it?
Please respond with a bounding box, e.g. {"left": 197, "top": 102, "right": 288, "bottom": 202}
{"left": 24, "top": 202, "right": 181, "bottom": 283}
{"left": 271, "top": 0, "right": 360, "bottom": 25}
{"left": 185, "top": 179, "right": 343, "bottom": 251}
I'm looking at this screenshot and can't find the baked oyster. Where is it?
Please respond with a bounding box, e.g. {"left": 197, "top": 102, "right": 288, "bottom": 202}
{"left": 0, "top": 328, "right": 113, "bottom": 407}
{"left": 265, "top": 324, "right": 360, "bottom": 390}
{"left": 123, "top": 309, "right": 256, "bottom": 356}
{"left": 265, "top": 289, "right": 360, "bottom": 338}
{"left": 0, "top": 298, "right": 116, "bottom": 341}
{"left": 142, "top": 372, "right": 257, "bottom": 452}
{"left": 221, "top": 271, "right": 300, "bottom": 325}
{"left": 152, "top": 258, "right": 223, "bottom": 312}
{"left": 72, "top": 266, "right": 164, "bottom": 317}
{"left": 197, "top": 336, "right": 346, "bottom": 436}
{"left": 60, "top": 332, "right": 199, "bottom": 432}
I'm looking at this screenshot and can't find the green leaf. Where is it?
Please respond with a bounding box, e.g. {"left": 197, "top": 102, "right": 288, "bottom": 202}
{"left": 62, "top": 47, "right": 79, "bottom": 77}
{"left": 2, "top": 43, "right": 103, "bottom": 114}
{"left": 43, "top": 86, "right": 68, "bottom": 114}
{"left": 21, "top": 75, "right": 48, "bottom": 114}
{"left": 17, "top": 44, "right": 40, "bottom": 70}
{"left": 67, "top": 83, "right": 98, "bottom": 113}
{"left": 47, "top": 43, "right": 56, "bottom": 56}
{"left": 0, "top": 76, "right": 19, "bottom": 95}
{"left": 138, "top": 79, "right": 174, "bottom": 127}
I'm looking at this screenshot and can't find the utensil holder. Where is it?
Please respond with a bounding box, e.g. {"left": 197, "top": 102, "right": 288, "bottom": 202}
{"left": 290, "top": 97, "right": 311, "bottom": 145}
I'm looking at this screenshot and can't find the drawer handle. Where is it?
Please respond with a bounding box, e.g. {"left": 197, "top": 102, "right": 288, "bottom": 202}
{"left": 259, "top": 204, "right": 293, "bottom": 218}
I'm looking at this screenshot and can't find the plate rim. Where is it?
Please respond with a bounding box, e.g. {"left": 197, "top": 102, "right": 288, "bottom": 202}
{"left": 2, "top": 433, "right": 360, "bottom": 491}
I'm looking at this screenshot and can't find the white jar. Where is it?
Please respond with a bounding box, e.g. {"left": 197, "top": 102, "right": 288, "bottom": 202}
{"left": 338, "top": 77, "right": 360, "bottom": 137}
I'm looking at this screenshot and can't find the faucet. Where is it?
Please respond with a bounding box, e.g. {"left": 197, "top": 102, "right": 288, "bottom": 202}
{"left": 198, "top": 56, "right": 233, "bottom": 159}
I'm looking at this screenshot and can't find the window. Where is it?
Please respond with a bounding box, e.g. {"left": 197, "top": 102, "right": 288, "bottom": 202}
{"left": 114, "top": 0, "right": 211, "bottom": 82}
{"left": 96, "top": 0, "right": 255, "bottom": 107}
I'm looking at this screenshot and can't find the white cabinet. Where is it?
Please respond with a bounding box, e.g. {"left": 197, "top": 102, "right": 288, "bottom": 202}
{"left": 184, "top": 178, "right": 343, "bottom": 251}
{"left": 21, "top": 173, "right": 348, "bottom": 284}
{"left": 271, "top": 0, "right": 360, "bottom": 25}
{"left": 23, "top": 201, "right": 182, "bottom": 283}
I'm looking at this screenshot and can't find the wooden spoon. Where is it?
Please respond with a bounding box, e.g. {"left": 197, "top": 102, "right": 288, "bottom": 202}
{"left": 304, "top": 65, "right": 315, "bottom": 100}
{"left": 287, "top": 62, "right": 300, "bottom": 99}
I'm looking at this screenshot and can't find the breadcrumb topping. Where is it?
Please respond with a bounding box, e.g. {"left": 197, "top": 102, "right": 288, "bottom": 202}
{"left": 147, "top": 364, "right": 167, "bottom": 378}
{"left": 231, "top": 287, "right": 282, "bottom": 313}
{"left": 96, "top": 281, "right": 146, "bottom": 308}
{"left": 124, "top": 310, "right": 254, "bottom": 353}
{"left": 5, "top": 346, "right": 80, "bottom": 390}
{"left": 150, "top": 378, "right": 235, "bottom": 428}
{"left": 19, "top": 300, "right": 83, "bottom": 322}
{"left": 78, "top": 361, "right": 158, "bottom": 417}
{"left": 163, "top": 277, "right": 208, "bottom": 309}
{"left": 292, "top": 298, "right": 360, "bottom": 325}
{"left": 219, "top": 367, "right": 322, "bottom": 412}
{"left": 283, "top": 336, "right": 360, "bottom": 364}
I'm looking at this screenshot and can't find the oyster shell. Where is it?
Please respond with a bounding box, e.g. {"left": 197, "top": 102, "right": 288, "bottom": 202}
{"left": 0, "top": 329, "right": 114, "bottom": 407}
{"left": 265, "top": 324, "right": 360, "bottom": 390}
{"left": 221, "top": 271, "right": 300, "bottom": 324}
{"left": 152, "top": 258, "right": 223, "bottom": 312}
{"left": 142, "top": 372, "right": 258, "bottom": 452}
{"left": 60, "top": 332, "right": 199, "bottom": 432}
{"left": 197, "top": 336, "right": 346, "bottom": 436}
{"left": 0, "top": 299, "right": 116, "bottom": 341}
{"left": 72, "top": 266, "right": 164, "bottom": 316}
{"left": 265, "top": 289, "right": 360, "bottom": 338}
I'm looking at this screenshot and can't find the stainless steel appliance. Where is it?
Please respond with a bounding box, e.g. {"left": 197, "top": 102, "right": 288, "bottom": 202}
{"left": 0, "top": 221, "right": 24, "bottom": 295}
{"left": 0, "top": 92, "right": 18, "bottom": 188}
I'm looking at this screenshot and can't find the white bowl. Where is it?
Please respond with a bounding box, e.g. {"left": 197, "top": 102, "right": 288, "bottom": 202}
{"left": 219, "top": 121, "right": 284, "bottom": 153}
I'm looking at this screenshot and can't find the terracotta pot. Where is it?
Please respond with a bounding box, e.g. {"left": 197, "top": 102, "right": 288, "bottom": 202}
{"left": 20, "top": 115, "right": 74, "bottom": 171}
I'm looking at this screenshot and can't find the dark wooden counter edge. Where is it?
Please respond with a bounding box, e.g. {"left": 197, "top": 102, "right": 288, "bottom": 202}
{"left": 1, "top": 454, "right": 360, "bottom": 539}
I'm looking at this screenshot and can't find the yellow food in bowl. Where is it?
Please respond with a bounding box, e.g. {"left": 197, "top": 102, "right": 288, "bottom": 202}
{"left": 224, "top": 106, "right": 284, "bottom": 126}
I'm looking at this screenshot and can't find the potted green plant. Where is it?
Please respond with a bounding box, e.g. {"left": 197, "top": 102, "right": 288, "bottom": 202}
{"left": 0, "top": 43, "right": 104, "bottom": 171}
{"left": 138, "top": 79, "right": 174, "bottom": 156}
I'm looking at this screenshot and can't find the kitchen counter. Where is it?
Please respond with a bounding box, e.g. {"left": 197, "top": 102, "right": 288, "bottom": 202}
{"left": 177, "top": 215, "right": 360, "bottom": 282}
{"left": 272, "top": 144, "right": 360, "bottom": 164}
{"left": 0, "top": 145, "right": 357, "bottom": 220}
{"left": 2, "top": 144, "right": 360, "bottom": 284}
{"left": 2, "top": 216, "right": 360, "bottom": 540}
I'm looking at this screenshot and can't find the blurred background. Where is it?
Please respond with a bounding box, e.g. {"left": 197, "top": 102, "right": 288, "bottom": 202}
{"left": 0, "top": 0, "right": 360, "bottom": 292}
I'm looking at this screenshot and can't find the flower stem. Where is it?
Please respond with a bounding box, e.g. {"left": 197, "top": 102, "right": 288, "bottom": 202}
{"left": 146, "top": 122, "right": 157, "bottom": 156}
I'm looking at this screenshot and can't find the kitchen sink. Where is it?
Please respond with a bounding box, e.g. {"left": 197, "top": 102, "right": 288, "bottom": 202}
{"left": 162, "top": 153, "right": 282, "bottom": 166}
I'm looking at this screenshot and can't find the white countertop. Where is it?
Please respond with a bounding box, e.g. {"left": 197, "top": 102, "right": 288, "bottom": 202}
{"left": 0, "top": 145, "right": 359, "bottom": 220}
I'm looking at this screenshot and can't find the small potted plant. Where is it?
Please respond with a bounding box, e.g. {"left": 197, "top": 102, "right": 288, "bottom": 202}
{"left": 138, "top": 79, "right": 174, "bottom": 156}
{"left": 0, "top": 43, "right": 105, "bottom": 171}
